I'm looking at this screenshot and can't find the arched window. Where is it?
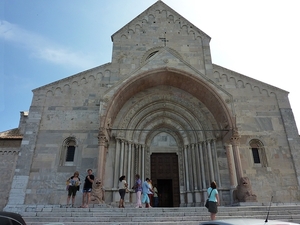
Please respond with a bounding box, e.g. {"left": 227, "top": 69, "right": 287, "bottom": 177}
{"left": 249, "top": 139, "right": 268, "bottom": 167}
{"left": 62, "top": 137, "right": 77, "bottom": 166}
{"left": 66, "top": 141, "right": 76, "bottom": 162}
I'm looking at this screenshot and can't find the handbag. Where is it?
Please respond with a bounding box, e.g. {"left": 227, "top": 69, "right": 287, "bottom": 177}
{"left": 205, "top": 189, "right": 213, "bottom": 208}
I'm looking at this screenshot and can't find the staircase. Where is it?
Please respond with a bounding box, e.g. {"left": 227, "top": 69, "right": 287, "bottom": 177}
{"left": 4, "top": 204, "right": 300, "bottom": 225}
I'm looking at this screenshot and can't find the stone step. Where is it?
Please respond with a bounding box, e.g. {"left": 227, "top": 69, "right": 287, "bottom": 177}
{"left": 23, "top": 215, "right": 300, "bottom": 225}
{"left": 4, "top": 205, "right": 300, "bottom": 225}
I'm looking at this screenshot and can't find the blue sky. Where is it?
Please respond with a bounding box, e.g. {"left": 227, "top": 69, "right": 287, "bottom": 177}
{"left": 1, "top": 0, "right": 300, "bottom": 132}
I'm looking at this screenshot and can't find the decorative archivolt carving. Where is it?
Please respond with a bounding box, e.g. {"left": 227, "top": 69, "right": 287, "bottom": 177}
{"left": 136, "top": 115, "right": 193, "bottom": 144}
{"left": 114, "top": 88, "right": 215, "bottom": 144}
{"left": 119, "top": 93, "right": 208, "bottom": 131}
{"left": 106, "top": 118, "right": 112, "bottom": 129}
{"left": 145, "top": 129, "right": 183, "bottom": 148}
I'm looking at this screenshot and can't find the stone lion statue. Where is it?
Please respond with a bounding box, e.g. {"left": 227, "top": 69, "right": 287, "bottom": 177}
{"left": 233, "top": 177, "right": 257, "bottom": 202}
{"left": 90, "top": 179, "right": 105, "bottom": 204}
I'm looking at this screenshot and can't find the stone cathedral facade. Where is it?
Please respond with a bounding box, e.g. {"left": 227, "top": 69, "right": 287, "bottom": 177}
{"left": 2, "top": 1, "right": 300, "bottom": 209}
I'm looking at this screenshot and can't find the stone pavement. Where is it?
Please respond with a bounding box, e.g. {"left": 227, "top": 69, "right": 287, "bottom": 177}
{"left": 4, "top": 204, "right": 300, "bottom": 225}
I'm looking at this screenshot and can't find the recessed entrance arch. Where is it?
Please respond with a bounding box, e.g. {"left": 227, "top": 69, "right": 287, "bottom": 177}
{"left": 151, "top": 153, "right": 180, "bottom": 207}
{"left": 100, "top": 67, "right": 235, "bottom": 140}
{"left": 98, "top": 67, "right": 236, "bottom": 206}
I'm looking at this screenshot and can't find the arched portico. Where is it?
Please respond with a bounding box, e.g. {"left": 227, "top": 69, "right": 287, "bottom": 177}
{"left": 101, "top": 67, "right": 234, "bottom": 134}
{"left": 97, "top": 67, "right": 241, "bottom": 206}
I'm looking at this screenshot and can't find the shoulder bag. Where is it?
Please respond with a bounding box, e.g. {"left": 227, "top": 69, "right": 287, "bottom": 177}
{"left": 205, "top": 189, "right": 213, "bottom": 208}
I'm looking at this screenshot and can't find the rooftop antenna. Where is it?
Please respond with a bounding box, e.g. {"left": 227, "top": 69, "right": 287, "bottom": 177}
{"left": 265, "top": 195, "right": 273, "bottom": 223}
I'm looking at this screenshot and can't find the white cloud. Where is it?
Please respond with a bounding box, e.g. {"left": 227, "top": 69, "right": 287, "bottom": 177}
{"left": 0, "top": 20, "right": 98, "bottom": 70}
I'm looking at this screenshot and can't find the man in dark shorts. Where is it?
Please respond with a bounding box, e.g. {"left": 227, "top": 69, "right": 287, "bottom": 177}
{"left": 81, "top": 169, "right": 94, "bottom": 208}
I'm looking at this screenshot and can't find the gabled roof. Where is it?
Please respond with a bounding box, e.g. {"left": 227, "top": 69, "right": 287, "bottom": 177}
{"left": 111, "top": 0, "right": 210, "bottom": 41}
{"left": 0, "top": 128, "right": 23, "bottom": 139}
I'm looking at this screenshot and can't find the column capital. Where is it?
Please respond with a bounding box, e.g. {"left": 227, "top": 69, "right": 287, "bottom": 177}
{"left": 230, "top": 129, "right": 240, "bottom": 145}
{"left": 191, "top": 143, "right": 197, "bottom": 148}
{"left": 98, "top": 131, "right": 108, "bottom": 147}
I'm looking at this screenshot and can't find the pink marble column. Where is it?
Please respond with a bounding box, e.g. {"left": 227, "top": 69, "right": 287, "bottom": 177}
{"left": 231, "top": 131, "right": 243, "bottom": 181}
{"left": 225, "top": 144, "right": 237, "bottom": 188}
{"left": 225, "top": 143, "right": 237, "bottom": 204}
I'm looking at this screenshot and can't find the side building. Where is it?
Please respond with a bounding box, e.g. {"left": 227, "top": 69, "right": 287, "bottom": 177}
{"left": 0, "top": 112, "right": 27, "bottom": 209}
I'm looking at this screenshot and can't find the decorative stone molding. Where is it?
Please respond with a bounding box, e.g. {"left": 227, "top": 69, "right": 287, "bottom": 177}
{"left": 98, "top": 131, "right": 108, "bottom": 147}
{"left": 230, "top": 129, "right": 240, "bottom": 145}
{"left": 0, "top": 150, "right": 20, "bottom": 155}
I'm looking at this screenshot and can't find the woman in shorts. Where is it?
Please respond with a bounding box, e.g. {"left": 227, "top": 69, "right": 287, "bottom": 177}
{"left": 81, "top": 169, "right": 94, "bottom": 208}
{"left": 207, "top": 181, "right": 220, "bottom": 220}
{"left": 66, "top": 171, "right": 81, "bottom": 207}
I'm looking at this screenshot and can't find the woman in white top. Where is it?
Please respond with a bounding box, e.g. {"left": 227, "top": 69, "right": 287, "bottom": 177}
{"left": 118, "top": 175, "right": 128, "bottom": 208}
{"left": 66, "top": 171, "right": 81, "bottom": 207}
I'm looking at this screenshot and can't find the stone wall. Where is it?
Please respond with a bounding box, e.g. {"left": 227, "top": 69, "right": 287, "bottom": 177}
{"left": 0, "top": 147, "right": 20, "bottom": 210}
{"left": 3, "top": 65, "right": 106, "bottom": 205}
{"left": 212, "top": 65, "right": 300, "bottom": 202}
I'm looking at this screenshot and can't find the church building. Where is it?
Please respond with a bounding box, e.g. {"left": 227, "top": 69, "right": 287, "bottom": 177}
{"left": 2, "top": 1, "right": 300, "bottom": 209}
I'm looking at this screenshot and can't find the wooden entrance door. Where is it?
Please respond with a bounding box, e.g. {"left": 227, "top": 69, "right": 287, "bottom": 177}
{"left": 151, "top": 153, "right": 180, "bottom": 207}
